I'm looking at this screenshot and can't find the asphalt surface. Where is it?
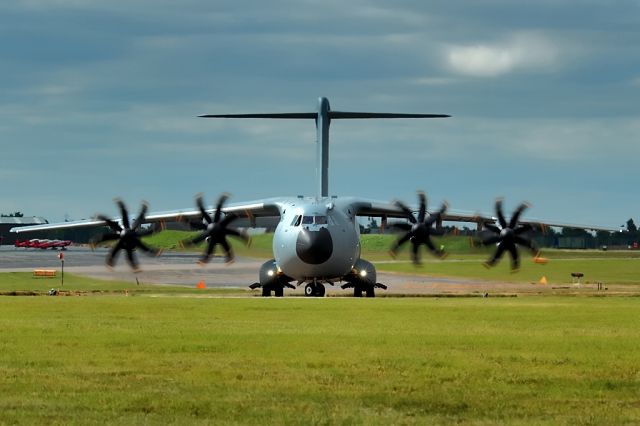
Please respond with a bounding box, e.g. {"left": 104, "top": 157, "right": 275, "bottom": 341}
{"left": 0, "top": 245, "right": 569, "bottom": 296}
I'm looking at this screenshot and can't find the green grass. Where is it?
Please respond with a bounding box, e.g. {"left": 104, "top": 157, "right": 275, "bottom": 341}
{"left": 0, "top": 272, "right": 250, "bottom": 296}
{"left": 143, "top": 231, "right": 640, "bottom": 286}
{"left": 0, "top": 296, "right": 639, "bottom": 424}
{"left": 143, "top": 230, "right": 274, "bottom": 258}
{"left": 145, "top": 231, "right": 640, "bottom": 260}
{"left": 377, "top": 257, "right": 640, "bottom": 286}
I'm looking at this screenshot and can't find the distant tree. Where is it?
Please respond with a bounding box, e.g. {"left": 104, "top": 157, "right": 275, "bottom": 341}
{"left": 627, "top": 219, "right": 637, "bottom": 234}
{"left": 595, "top": 230, "right": 613, "bottom": 246}
{"left": 561, "top": 227, "right": 592, "bottom": 237}
{"left": 1, "top": 211, "right": 24, "bottom": 218}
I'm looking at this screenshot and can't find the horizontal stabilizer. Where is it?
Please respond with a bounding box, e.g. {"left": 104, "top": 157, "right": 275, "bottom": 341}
{"left": 199, "top": 113, "right": 316, "bottom": 119}
{"left": 199, "top": 112, "right": 450, "bottom": 119}
{"left": 329, "top": 111, "right": 450, "bottom": 119}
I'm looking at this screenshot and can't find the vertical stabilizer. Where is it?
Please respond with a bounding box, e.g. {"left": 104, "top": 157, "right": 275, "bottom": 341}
{"left": 316, "top": 97, "right": 331, "bottom": 199}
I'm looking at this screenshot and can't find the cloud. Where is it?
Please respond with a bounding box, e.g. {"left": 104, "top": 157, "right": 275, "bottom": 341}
{"left": 445, "top": 33, "right": 559, "bottom": 77}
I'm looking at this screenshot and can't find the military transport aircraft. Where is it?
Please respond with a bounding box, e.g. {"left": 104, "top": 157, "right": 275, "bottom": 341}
{"left": 10, "top": 97, "right": 612, "bottom": 297}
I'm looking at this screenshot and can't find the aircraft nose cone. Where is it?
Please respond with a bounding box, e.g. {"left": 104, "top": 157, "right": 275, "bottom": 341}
{"left": 296, "top": 228, "right": 333, "bottom": 265}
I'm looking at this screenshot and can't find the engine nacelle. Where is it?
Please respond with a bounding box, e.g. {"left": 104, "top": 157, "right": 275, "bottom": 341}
{"left": 250, "top": 259, "right": 295, "bottom": 296}
{"left": 258, "top": 259, "right": 281, "bottom": 287}
{"left": 344, "top": 258, "right": 377, "bottom": 286}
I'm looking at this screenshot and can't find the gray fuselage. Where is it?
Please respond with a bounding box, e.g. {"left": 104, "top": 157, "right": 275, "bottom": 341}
{"left": 272, "top": 197, "right": 361, "bottom": 282}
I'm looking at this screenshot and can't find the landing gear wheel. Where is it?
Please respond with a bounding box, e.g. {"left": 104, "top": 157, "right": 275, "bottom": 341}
{"left": 304, "top": 283, "right": 315, "bottom": 297}
{"left": 304, "top": 283, "right": 326, "bottom": 297}
{"left": 366, "top": 287, "right": 375, "bottom": 298}
{"left": 354, "top": 288, "right": 363, "bottom": 297}
{"left": 261, "top": 286, "right": 271, "bottom": 297}
{"left": 274, "top": 286, "right": 284, "bottom": 297}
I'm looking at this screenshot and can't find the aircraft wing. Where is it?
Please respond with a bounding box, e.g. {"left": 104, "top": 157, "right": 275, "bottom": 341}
{"left": 441, "top": 211, "right": 619, "bottom": 232}
{"left": 350, "top": 198, "right": 618, "bottom": 232}
{"left": 350, "top": 199, "right": 407, "bottom": 219}
{"left": 145, "top": 199, "right": 282, "bottom": 226}
{"left": 10, "top": 198, "right": 283, "bottom": 235}
{"left": 10, "top": 218, "right": 107, "bottom": 234}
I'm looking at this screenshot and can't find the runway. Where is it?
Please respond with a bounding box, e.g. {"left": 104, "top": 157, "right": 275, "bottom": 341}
{"left": 0, "top": 245, "right": 540, "bottom": 296}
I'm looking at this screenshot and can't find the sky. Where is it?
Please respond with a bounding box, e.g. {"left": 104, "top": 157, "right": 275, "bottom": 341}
{"left": 1, "top": 0, "right": 638, "bottom": 228}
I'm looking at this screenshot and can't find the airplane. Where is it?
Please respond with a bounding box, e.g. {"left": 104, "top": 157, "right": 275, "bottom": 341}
{"left": 14, "top": 239, "right": 32, "bottom": 248}
{"left": 14, "top": 238, "right": 72, "bottom": 250}
{"left": 15, "top": 238, "right": 47, "bottom": 248}
{"left": 9, "top": 97, "right": 614, "bottom": 297}
{"left": 48, "top": 239, "right": 72, "bottom": 250}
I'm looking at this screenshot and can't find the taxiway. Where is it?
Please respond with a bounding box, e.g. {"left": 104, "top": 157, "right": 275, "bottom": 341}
{"left": 0, "top": 245, "right": 539, "bottom": 296}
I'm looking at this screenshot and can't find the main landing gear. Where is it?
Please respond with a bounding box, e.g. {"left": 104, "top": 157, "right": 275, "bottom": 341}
{"left": 250, "top": 282, "right": 295, "bottom": 297}
{"left": 342, "top": 282, "right": 387, "bottom": 298}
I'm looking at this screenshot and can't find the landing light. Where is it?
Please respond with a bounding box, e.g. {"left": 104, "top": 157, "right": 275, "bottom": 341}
{"left": 359, "top": 270, "right": 367, "bottom": 277}
{"left": 267, "top": 270, "right": 275, "bottom": 277}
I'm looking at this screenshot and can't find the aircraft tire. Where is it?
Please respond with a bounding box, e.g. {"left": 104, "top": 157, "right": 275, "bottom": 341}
{"left": 304, "top": 283, "right": 315, "bottom": 297}
{"left": 315, "top": 284, "right": 325, "bottom": 297}
{"left": 274, "top": 286, "right": 284, "bottom": 297}
{"left": 366, "top": 287, "right": 375, "bottom": 298}
{"left": 262, "top": 286, "right": 272, "bottom": 297}
{"left": 354, "top": 288, "right": 363, "bottom": 297}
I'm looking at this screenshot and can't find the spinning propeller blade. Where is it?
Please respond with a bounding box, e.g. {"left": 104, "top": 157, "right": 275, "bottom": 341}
{"left": 92, "top": 200, "right": 161, "bottom": 272}
{"left": 389, "top": 191, "right": 448, "bottom": 265}
{"left": 479, "top": 199, "right": 540, "bottom": 271}
{"left": 187, "top": 193, "right": 250, "bottom": 264}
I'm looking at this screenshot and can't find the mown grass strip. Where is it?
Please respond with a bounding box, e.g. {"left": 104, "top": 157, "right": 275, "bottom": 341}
{"left": 0, "top": 272, "right": 250, "bottom": 296}
{"left": 0, "top": 297, "right": 639, "bottom": 424}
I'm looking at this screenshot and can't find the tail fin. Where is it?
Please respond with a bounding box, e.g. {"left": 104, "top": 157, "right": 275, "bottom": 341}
{"left": 200, "top": 97, "right": 450, "bottom": 198}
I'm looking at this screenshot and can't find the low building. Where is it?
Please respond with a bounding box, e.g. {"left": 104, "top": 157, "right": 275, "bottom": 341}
{"left": 0, "top": 217, "right": 48, "bottom": 245}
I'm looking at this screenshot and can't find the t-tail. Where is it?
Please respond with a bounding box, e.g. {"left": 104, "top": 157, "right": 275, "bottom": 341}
{"left": 199, "top": 97, "right": 450, "bottom": 199}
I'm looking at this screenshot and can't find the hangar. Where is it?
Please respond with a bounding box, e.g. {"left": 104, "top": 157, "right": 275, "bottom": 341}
{"left": 0, "top": 216, "right": 48, "bottom": 244}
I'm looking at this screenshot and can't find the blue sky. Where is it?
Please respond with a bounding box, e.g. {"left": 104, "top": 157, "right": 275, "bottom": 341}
{"left": 1, "top": 0, "right": 638, "bottom": 228}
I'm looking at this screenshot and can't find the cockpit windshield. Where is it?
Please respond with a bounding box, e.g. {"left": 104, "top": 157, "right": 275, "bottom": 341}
{"left": 314, "top": 216, "right": 327, "bottom": 225}
{"left": 293, "top": 215, "right": 329, "bottom": 226}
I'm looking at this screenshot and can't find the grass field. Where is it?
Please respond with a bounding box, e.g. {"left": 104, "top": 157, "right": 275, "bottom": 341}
{"left": 0, "top": 295, "right": 639, "bottom": 424}
{"left": 143, "top": 231, "right": 640, "bottom": 287}
{"left": 2, "top": 235, "right": 640, "bottom": 424}
{"left": 0, "top": 272, "right": 251, "bottom": 297}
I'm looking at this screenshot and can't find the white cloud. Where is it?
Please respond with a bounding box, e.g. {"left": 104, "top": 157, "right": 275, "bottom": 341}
{"left": 446, "top": 33, "right": 559, "bottom": 77}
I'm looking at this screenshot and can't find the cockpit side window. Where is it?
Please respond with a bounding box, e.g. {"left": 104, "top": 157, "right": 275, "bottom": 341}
{"left": 291, "top": 215, "right": 302, "bottom": 226}
{"left": 302, "top": 216, "right": 314, "bottom": 225}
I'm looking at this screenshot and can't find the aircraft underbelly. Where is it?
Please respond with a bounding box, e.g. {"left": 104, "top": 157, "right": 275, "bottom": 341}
{"left": 279, "top": 257, "right": 353, "bottom": 281}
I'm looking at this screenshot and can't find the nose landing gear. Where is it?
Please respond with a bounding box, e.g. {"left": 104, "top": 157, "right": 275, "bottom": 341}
{"left": 304, "top": 280, "right": 326, "bottom": 297}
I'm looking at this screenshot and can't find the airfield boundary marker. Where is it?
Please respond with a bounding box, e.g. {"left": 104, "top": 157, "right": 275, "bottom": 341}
{"left": 32, "top": 269, "right": 57, "bottom": 278}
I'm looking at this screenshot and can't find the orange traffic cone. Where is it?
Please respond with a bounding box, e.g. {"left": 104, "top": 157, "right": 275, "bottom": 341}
{"left": 197, "top": 280, "right": 206, "bottom": 289}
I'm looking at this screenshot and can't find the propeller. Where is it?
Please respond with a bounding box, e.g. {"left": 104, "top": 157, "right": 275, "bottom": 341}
{"left": 188, "top": 193, "right": 250, "bottom": 264}
{"left": 389, "top": 191, "right": 448, "bottom": 264}
{"left": 479, "top": 199, "right": 539, "bottom": 270}
{"left": 92, "top": 200, "right": 161, "bottom": 272}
